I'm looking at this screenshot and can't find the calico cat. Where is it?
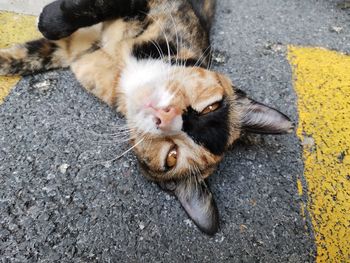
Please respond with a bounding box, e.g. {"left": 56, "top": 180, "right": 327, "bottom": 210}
{"left": 0, "top": 0, "right": 294, "bottom": 235}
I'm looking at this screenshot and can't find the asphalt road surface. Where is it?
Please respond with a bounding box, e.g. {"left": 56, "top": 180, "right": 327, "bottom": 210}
{"left": 1, "top": 0, "right": 350, "bottom": 262}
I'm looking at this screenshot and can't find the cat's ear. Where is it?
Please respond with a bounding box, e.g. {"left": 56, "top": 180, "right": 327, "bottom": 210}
{"left": 160, "top": 176, "right": 219, "bottom": 235}
{"left": 235, "top": 89, "right": 294, "bottom": 134}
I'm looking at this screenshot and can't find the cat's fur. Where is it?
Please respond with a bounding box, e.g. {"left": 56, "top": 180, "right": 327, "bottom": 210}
{"left": 0, "top": 0, "right": 294, "bottom": 235}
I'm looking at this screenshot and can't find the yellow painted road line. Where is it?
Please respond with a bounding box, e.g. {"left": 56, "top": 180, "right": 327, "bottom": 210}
{"left": 0, "top": 11, "right": 40, "bottom": 104}
{"left": 288, "top": 47, "right": 350, "bottom": 263}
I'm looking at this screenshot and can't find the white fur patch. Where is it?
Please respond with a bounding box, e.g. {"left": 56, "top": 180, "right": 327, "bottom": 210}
{"left": 120, "top": 57, "right": 182, "bottom": 134}
{"left": 171, "top": 115, "right": 183, "bottom": 131}
{"left": 120, "top": 57, "right": 172, "bottom": 96}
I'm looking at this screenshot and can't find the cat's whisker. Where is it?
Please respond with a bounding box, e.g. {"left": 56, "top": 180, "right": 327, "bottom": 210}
{"left": 150, "top": 39, "right": 166, "bottom": 61}
{"left": 144, "top": 10, "right": 173, "bottom": 67}
{"left": 83, "top": 128, "right": 131, "bottom": 141}
{"left": 152, "top": 9, "right": 172, "bottom": 64}
{"left": 136, "top": 12, "right": 165, "bottom": 62}
{"left": 82, "top": 138, "right": 130, "bottom": 147}
{"left": 199, "top": 47, "right": 212, "bottom": 68}
{"left": 153, "top": 3, "right": 189, "bottom": 83}
{"left": 56, "top": 118, "right": 131, "bottom": 141}
{"left": 207, "top": 51, "right": 213, "bottom": 71}
{"left": 69, "top": 121, "right": 133, "bottom": 146}
{"left": 86, "top": 134, "right": 131, "bottom": 146}
{"left": 85, "top": 128, "right": 131, "bottom": 136}
{"left": 115, "top": 137, "right": 145, "bottom": 159}
{"left": 194, "top": 44, "right": 212, "bottom": 69}
{"left": 178, "top": 35, "right": 193, "bottom": 69}
{"left": 89, "top": 137, "right": 145, "bottom": 167}
{"left": 163, "top": 2, "right": 175, "bottom": 66}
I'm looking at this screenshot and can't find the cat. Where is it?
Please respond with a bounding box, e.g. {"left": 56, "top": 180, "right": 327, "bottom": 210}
{"left": 0, "top": 0, "right": 294, "bottom": 235}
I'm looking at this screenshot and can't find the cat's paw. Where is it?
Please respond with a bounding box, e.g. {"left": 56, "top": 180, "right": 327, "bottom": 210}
{"left": 38, "top": 0, "right": 78, "bottom": 40}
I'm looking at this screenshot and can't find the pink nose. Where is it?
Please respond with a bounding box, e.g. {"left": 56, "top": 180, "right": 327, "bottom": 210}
{"left": 153, "top": 107, "right": 180, "bottom": 129}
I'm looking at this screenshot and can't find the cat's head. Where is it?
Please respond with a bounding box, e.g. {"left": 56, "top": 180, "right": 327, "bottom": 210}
{"left": 119, "top": 59, "right": 294, "bottom": 234}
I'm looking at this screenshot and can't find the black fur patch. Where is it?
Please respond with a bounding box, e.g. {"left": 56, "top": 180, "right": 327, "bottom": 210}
{"left": 133, "top": 42, "right": 209, "bottom": 68}
{"left": 132, "top": 41, "right": 177, "bottom": 60}
{"left": 26, "top": 39, "right": 58, "bottom": 55}
{"left": 26, "top": 40, "right": 45, "bottom": 55}
{"left": 62, "top": 0, "right": 150, "bottom": 24}
{"left": 182, "top": 99, "right": 230, "bottom": 155}
{"left": 25, "top": 39, "right": 58, "bottom": 73}
{"left": 133, "top": 20, "right": 152, "bottom": 38}
{"left": 9, "top": 60, "right": 24, "bottom": 75}
{"left": 170, "top": 58, "right": 207, "bottom": 68}
{"left": 39, "top": 0, "right": 150, "bottom": 40}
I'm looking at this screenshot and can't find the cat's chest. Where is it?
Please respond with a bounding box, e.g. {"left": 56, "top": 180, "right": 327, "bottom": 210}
{"left": 119, "top": 58, "right": 172, "bottom": 96}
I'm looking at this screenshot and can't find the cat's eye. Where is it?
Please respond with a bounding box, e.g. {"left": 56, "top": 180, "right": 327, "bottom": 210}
{"left": 166, "top": 147, "right": 178, "bottom": 168}
{"left": 201, "top": 102, "right": 221, "bottom": 115}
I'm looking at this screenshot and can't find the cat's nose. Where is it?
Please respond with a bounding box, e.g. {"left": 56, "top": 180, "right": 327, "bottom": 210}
{"left": 153, "top": 107, "right": 180, "bottom": 129}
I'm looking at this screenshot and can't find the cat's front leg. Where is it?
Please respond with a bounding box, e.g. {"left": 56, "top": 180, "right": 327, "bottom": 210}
{"left": 39, "top": 0, "right": 149, "bottom": 40}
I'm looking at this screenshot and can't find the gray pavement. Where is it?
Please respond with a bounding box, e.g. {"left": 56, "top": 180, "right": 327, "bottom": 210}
{"left": 1, "top": 0, "right": 350, "bottom": 262}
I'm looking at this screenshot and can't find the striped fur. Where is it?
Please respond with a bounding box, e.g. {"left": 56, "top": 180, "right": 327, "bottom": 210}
{"left": 187, "top": 0, "right": 216, "bottom": 31}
